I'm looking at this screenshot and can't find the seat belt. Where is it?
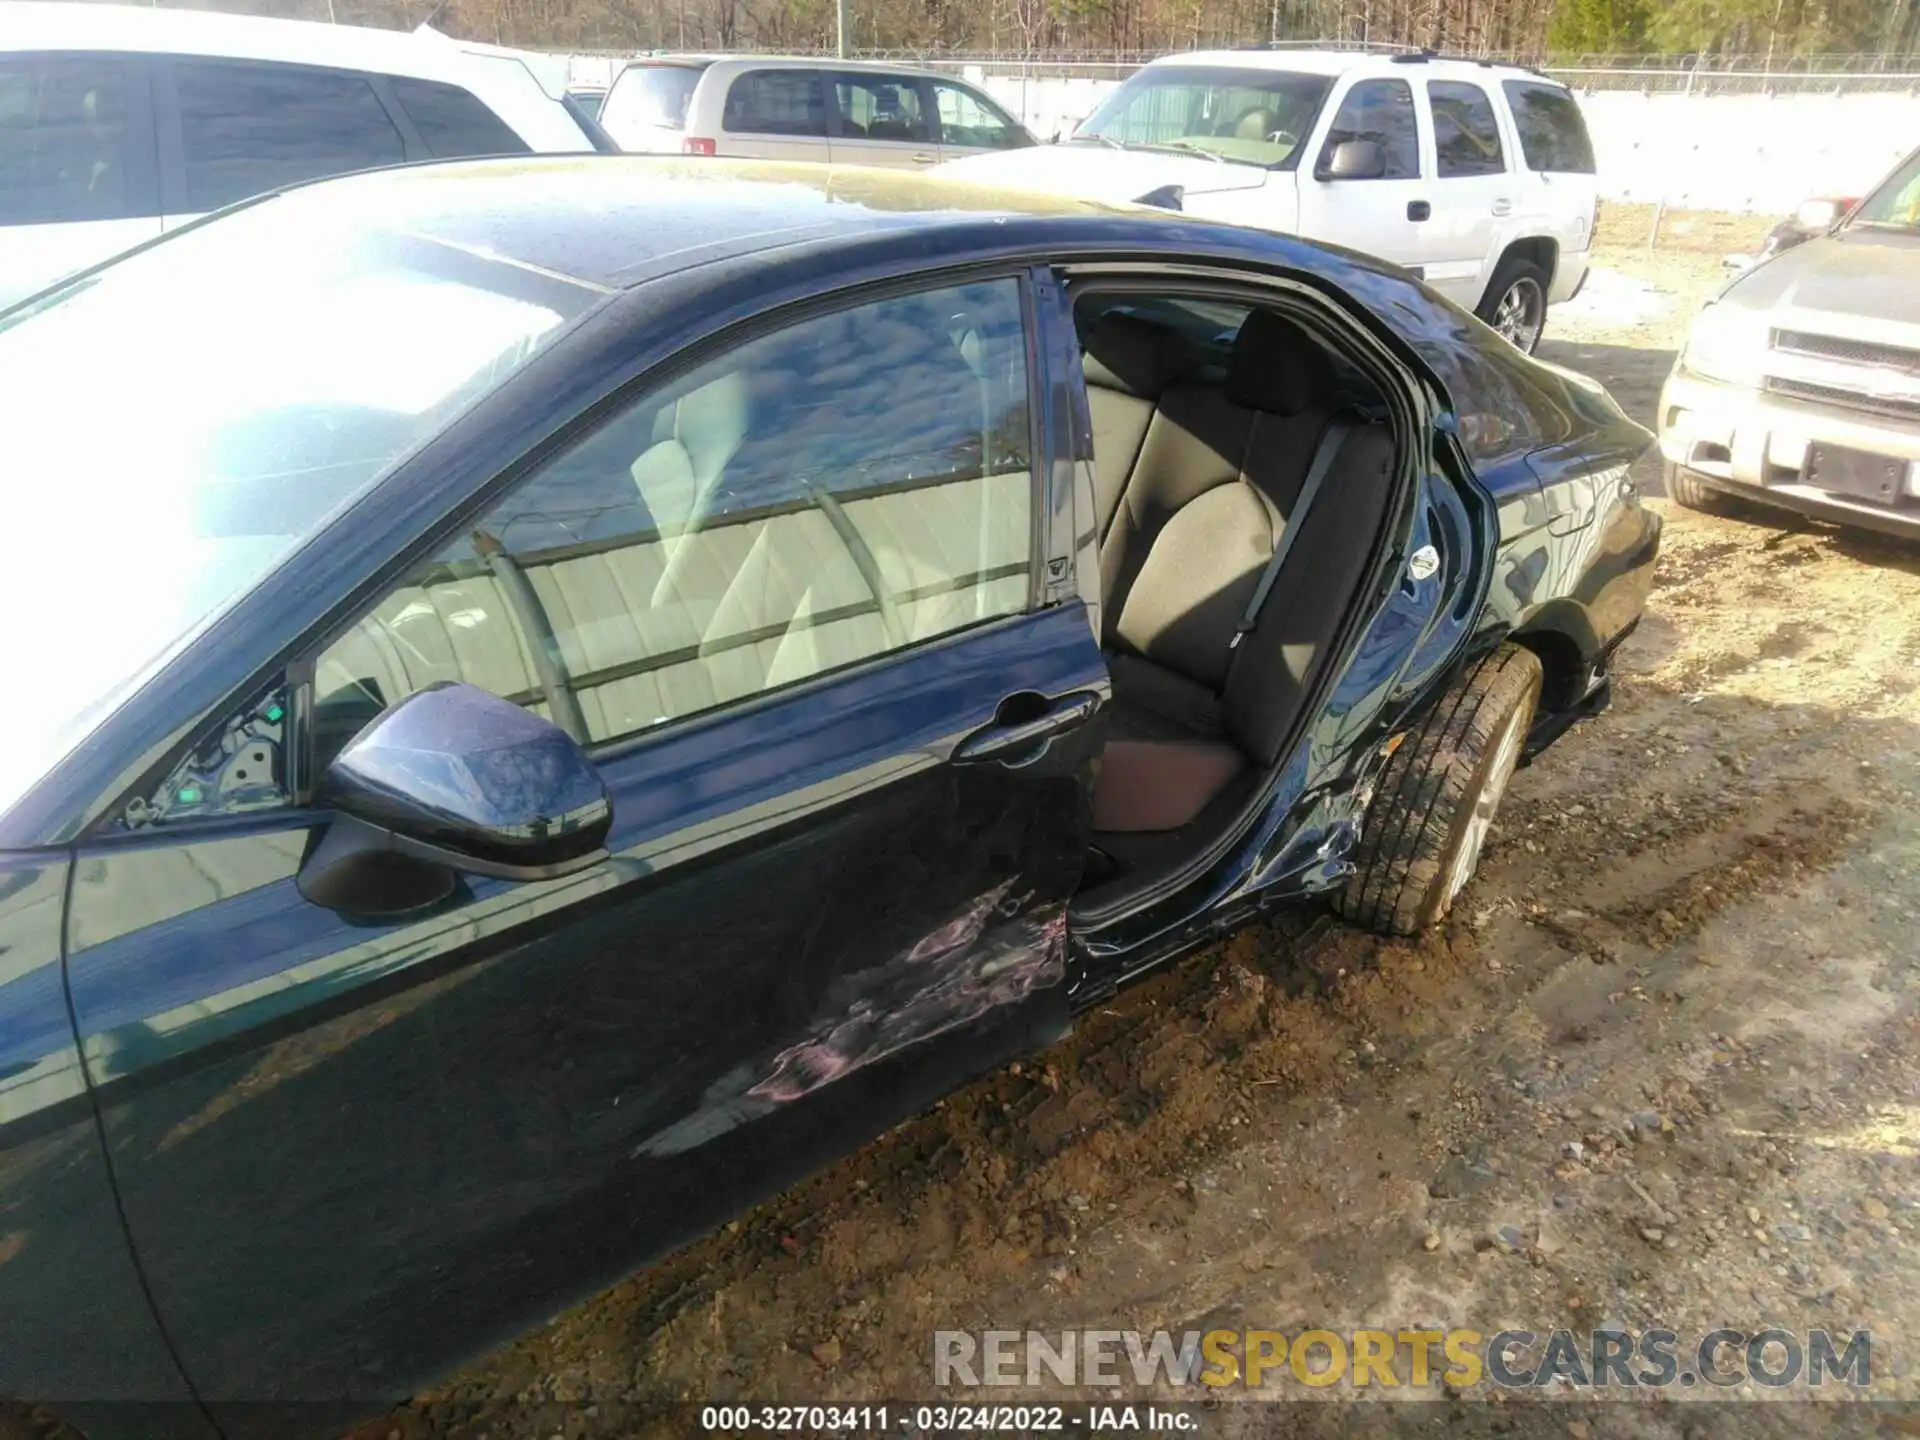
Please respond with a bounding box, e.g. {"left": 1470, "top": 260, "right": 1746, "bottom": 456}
{"left": 1228, "top": 415, "right": 1354, "bottom": 651}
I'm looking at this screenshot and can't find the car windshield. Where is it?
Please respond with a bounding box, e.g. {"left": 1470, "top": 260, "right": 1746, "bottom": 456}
{"left": 0, "top": 192, "right": 599, "bottom": 818}
{"left": 1074, "top": 65, "right": 1332, "bottom": 168}
{"left": 1851, "top": 149, "right": 1920, "bottom": 231}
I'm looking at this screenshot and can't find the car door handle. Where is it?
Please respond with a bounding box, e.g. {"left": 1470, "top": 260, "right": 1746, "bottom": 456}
{"left": 1492, "top": 198, "right": 1513, "bottom": 217}
{"left": 1407, "top": 200, "right": 1431, "bottom": 222}
{"left": 953, "top": 690, "right": 1100, "bottom": 765}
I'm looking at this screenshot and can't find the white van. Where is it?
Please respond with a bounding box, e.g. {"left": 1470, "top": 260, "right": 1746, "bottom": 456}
{"left": 599, "top": 55, "right": 1036, "bottom": 168}
{"left": 940, "top": 48, "right": 1600, "bottom": 352}
{"left": 0, "top": 3, "right": 603, "bottom": 306}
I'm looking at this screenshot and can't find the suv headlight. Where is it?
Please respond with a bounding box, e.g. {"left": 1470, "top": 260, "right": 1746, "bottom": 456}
{"left": 1680, "top": 303, "right": 1769, "bottom": 386}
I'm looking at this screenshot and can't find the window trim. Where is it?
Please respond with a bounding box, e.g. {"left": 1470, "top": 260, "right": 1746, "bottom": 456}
{"left": 0, "top": 49, "right": 162, "bottom": 226}
{"left": 289, "top": 264, "right": 1050, "bottom": 800}
{"left": 151, "top": 53, "right": 423, "bottom": 218}
{"left": 1424, "top": 78, "right": 1507, "bottom": 180}
{"left": 718, "top": 66, "right": 831, "bottom": 140}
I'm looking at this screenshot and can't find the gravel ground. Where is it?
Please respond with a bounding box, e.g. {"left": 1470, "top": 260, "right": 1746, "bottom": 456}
{"left": 357, "top": 215, "right": 1920, "bottom": 1439}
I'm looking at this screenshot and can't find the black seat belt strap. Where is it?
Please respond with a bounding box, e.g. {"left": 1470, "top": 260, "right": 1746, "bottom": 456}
{"left": 1229, "top": 417, "right": 1353, "bottom": 650}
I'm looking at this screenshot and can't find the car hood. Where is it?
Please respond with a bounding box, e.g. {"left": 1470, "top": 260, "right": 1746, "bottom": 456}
{"left": 1720, "top": 227, "right": 1920, "bottom": 328}
{"left": 936, "top": 143, "right": 1271, "bottom": 203}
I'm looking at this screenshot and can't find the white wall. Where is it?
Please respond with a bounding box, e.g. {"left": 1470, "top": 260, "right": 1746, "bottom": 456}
{"left": 1576, "top": 89, "right": 1920, "bottom": 212}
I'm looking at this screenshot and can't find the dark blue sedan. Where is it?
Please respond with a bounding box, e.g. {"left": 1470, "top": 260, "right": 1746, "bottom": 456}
{"left": 0, "top": 157, "right": 1657, "bottom": 1437}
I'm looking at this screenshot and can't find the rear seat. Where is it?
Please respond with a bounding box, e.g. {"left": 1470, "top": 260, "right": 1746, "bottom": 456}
{"left": 1091, "top": 310, "right": 1396, "bottom": 834}
{"left": 1078, "top": 312, "right": 1197, "bottom": 619}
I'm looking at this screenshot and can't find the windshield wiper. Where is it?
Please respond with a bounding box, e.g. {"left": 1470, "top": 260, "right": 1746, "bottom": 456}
{"left": 1153, "top": 140, "right": 1226, "bottom": 163}
{"left": 1070, "top": 132, "right": 1127, "bottom": 150}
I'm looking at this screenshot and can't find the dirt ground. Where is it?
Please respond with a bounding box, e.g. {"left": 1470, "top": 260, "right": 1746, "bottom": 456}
{"left": 362, "top": 213, "right": 1920, "bottom": 1438}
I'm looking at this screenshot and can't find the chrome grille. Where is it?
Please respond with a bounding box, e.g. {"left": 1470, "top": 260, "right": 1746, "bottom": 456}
{"left": 1771, "top": 328, "right": 1920, "bottom": 371}
{"left": 1765, "top": 376, "right": 1920, "bottom": 422}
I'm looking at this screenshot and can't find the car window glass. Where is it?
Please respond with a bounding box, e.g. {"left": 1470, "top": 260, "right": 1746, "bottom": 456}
{"left": 601, "top": 64, "right": 702, "bottom": 133}
{"left": 931, "top": 82, "right": 1018, "bottom": 149}
{"left": 1318, "top": 78, "right": 1418, "bottom": 179}
{"left": 832, "top": 74, "right": 930, "bottom": 144}
{"left": 313, "top": 278, "right": 1035, "bottom": 763}
{"left": 1854, "top": 149, "right": 1920, "bottom": 228}
{"left": 0, "top": 54, "right": 131, "bottom": 225}
{"left": 722, "top": 69, "right": 828, "bottom": 137}
{"left": 1428, "top": 80, "right": 1504, "bottom": 178}
{"left": 389, "top": 76, "right": 530, "bottom": 158}
{"left": 1500, "top": 81, "right": 1595, "bottom": 174}
{"left": 175, "top": 60, "right": 406, "bottom": 213}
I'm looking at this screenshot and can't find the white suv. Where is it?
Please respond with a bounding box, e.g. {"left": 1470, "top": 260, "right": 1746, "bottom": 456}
{"left": 599, "top": 55, "right": 1036, "bottom": 169}
{"left": 0, "top": 3, "right": 605, "bottom": 306}
{"left": 939, "top": 48, "right": 1598, "bottom": 352}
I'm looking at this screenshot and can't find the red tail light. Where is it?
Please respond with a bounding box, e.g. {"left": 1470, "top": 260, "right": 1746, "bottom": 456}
{"left": 681, "top": 136, "right": 716, "bottom": 156}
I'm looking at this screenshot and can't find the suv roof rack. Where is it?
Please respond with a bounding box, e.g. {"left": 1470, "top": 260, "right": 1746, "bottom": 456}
{"left": 1234, "top": 39, "right": 1420, "bottom": 53}
{"left": 1387, "top": 49, "right": 1553, "bottom": 78}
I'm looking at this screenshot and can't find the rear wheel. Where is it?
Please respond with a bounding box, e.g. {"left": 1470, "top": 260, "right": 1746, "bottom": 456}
{"left": 1477, "top": 257, "right": 1549, "bottom": 354}
{"left": 1335, "top": 644, "right": 1543, "bottom": 936}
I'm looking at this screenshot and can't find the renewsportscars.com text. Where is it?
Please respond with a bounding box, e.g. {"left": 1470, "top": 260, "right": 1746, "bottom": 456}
{"left": 933, "top": 1327, "right": 1873, "bottom": 1391}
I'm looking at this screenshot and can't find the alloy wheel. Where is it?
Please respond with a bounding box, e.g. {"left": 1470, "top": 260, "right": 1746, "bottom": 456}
{"left": 1445, "top": 702, "right": 1529, "bottom": 904}
{"left": 1493, "top": 276, "right": 1545, "bottom": 352}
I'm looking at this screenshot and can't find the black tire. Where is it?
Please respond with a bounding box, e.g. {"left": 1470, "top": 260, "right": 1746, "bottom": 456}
{"left": 1476, "top": 256, "right": 1550, "bottom": 354}
{"left": 1664, "top": 459, "right": 1727, "bottom": 513}
{"left": 1335, "top": 644, "right": 1543, "bottom": 936}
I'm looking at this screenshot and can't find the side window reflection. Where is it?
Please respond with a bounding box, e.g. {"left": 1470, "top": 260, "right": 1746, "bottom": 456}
{"left": 314, "top": 278, "right": 1036, "bottom": 759}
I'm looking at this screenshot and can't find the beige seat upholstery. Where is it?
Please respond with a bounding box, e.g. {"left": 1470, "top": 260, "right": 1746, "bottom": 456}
{"left": 1079, "top": 313, "right": 1196, "bottom": 606}
{"left": 1090, "top": 310, "right": 1397, "bottom": 833}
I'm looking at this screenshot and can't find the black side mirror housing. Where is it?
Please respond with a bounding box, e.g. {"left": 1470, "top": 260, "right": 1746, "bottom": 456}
{"left": 1320, "top": 138, "right": 1386, "bottom": 181}
{"left": 297, "top": 683, "right": 612, "bottom": 916}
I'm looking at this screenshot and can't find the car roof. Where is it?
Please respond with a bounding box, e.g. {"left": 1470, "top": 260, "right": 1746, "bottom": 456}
{"left": 1147, "top": 46, "right": 1557, "bottom": 84}
{"left": 0, "top": 1, "right": 503, "bottom": 83}
{"left": 231, "top": 155, "right": 1146, "bottom": 291}
{"left": 618, "top": 53, "right": 970, "bottom": 80}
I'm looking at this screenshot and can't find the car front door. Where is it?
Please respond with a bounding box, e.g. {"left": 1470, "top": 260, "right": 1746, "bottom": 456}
{"left": 1294, "top": 75, "right": 1430, "bottom": 277}
{"left": 0, "top": 51, "right": 162, "bottom": 308}
{"left": 827, "top": 71, "right": 939, "bottom": 168}
{"left": 1418, "top": 78, "right": 1512, "bottom": 309}
{"left": 63, "top": 273, "right": 1104, "bottom": 1425}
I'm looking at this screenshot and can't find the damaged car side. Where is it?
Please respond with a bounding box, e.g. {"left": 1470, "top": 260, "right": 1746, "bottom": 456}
{"left": 0, "top": 156, "right": 1655, "bottom": 1438}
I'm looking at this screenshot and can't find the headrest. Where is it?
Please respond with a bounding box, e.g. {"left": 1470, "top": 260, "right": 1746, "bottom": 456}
{"left": 1226, "top": 309, "right": 1333, "bottom": 416}
{"left": 672, "top": 370, "right": 750, "bottom": 482}
{"left": 1079, "top": 312, "right": 1193, "bottom": 398}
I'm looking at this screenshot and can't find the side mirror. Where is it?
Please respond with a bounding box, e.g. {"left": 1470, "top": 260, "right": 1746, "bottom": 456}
{"left": 1794, "top": 197, "right": 1842, "bottom": 231}
{"left": 297, "top": 683, "right": 612, "bottom": 917}
{"left": 1321, "top": 138, "right": 1385, "bottom": 181}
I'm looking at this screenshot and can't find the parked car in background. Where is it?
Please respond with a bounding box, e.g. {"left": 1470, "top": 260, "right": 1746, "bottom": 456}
{"left": 0, "top": 2, "right": 609, "bottom": 305}
{"left": 0, "top": 155, "right": 1655, "bottom": 1438}
{"left": 936, "top": 47, "right": 1600, "bottom": 353}
{"left": 597, "top": 54, "right": 1035, "bottom": 166}
{"left": 1722, "top": 193, "right": 1862, "bottom": 274}
{"left": 1662, "top": 145, "right": 1920, "bottom": 537}
{"left": 566, "top": 83, "right": 607, "bottom": 117}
